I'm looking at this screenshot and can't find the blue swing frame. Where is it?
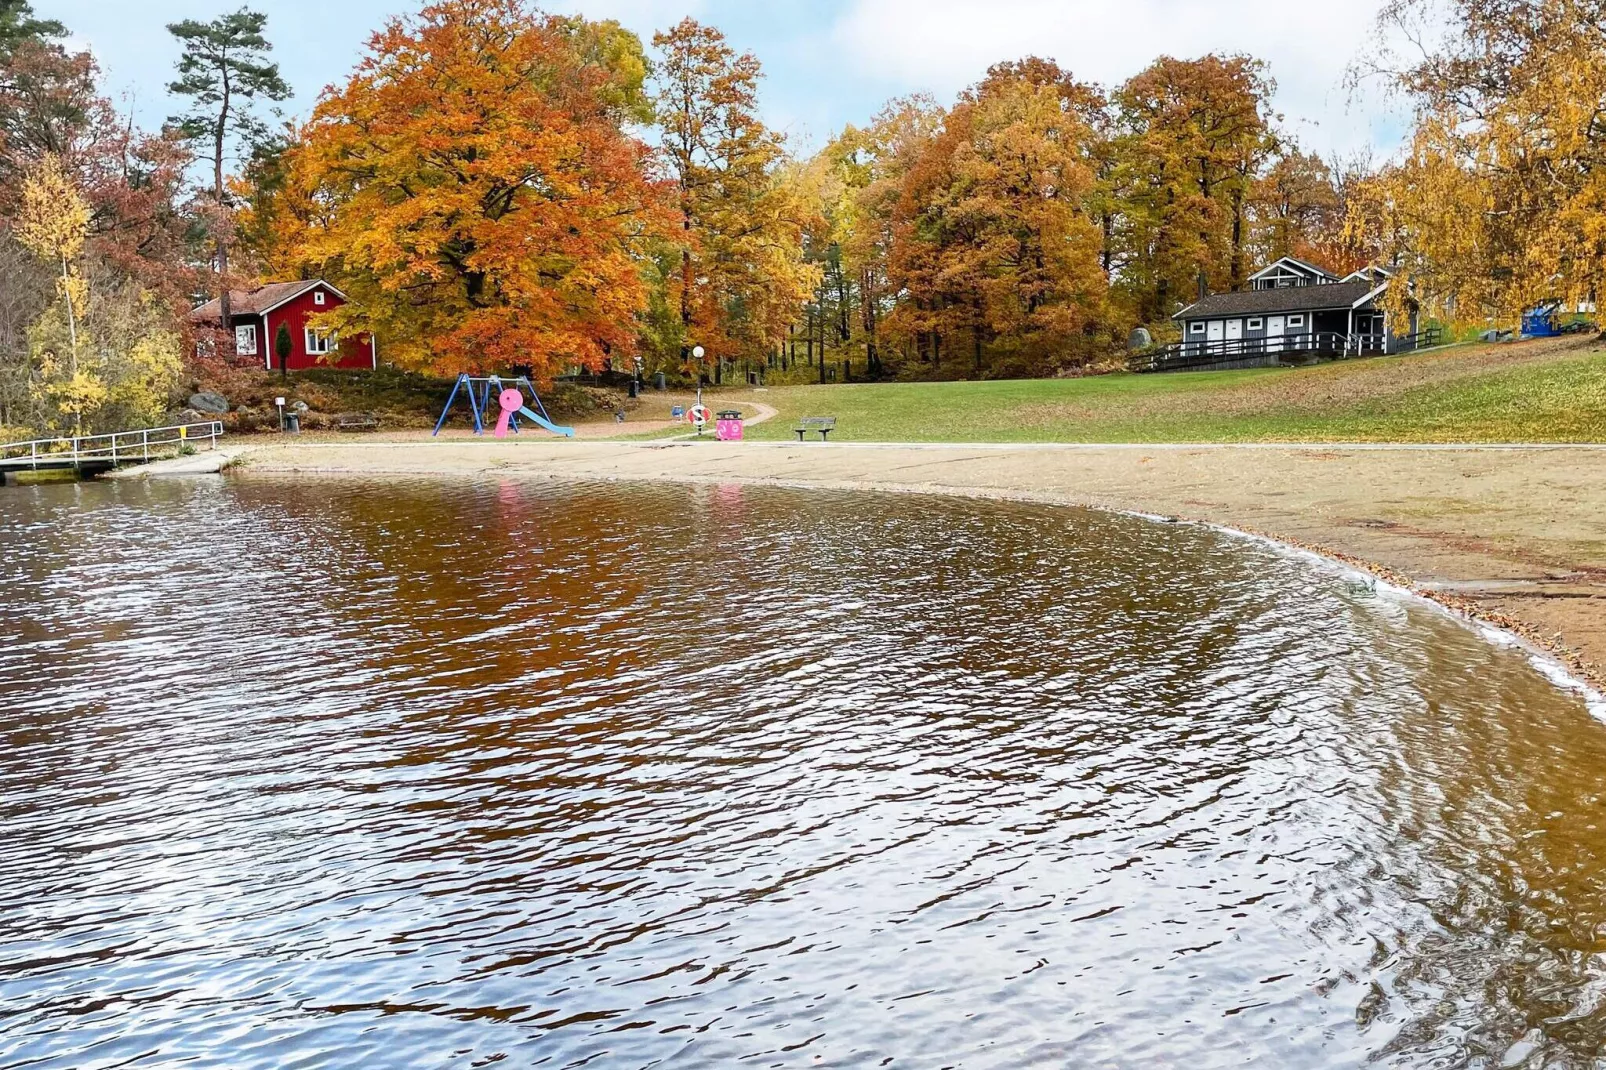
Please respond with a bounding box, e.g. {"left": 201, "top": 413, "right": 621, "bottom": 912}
{"left": 432, "top": 373, "right": 558, "bottom": 436}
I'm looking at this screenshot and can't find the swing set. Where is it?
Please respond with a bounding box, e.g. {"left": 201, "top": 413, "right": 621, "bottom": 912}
{"left": 432, "top": 374, "right": 575, "bottom": 438}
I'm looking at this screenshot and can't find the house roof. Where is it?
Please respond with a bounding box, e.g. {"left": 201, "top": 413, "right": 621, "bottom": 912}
{"left": 188, "top": 280, "right": 340, "bottom": 324}
{"left": 1174, "top": 279, "right": 1381, "bottom": 320}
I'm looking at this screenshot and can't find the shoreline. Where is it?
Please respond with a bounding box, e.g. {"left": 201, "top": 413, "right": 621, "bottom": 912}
{"left": 145, "top": 437, "right": 1606, "bottom": 696}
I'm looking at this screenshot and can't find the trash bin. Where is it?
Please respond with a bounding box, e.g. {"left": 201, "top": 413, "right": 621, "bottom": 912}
{"left": 283, "top": 411, "right": 300, "bottom": 434}
{"left": 654, "top": 372, "right": 666, "bottom": 391}
{"left": 715, "top": 409, "right": 744, "bottom": 441}
{"left": 628, "top": 379, "right": 640, "bottom": 399}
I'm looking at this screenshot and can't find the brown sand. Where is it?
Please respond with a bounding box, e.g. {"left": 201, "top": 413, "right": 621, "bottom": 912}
{"left": 225, "top": 437, "right": 1606, "bottom": 691}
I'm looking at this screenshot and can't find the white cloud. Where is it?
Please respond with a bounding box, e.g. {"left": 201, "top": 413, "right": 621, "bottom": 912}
{"left": 830, "top": 0, "right": 1410, "bottom": 157}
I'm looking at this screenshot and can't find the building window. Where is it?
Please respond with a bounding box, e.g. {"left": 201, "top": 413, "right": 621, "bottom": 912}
{"left": 313, "top": 290, "right": 326, "bottom": 306}
{"left": 235, "top": 324, "right": 257, "bottom": 356}
{"left": 1190, "top": 322, "right": 1205, "bottom": 334}
{"left": 1246, "top": 318, "right": 1263, "bottom": 331}
{"left": 1287, "top": 314, "right": 1304, "bottom": 327}
{"left": 305, "top": 328, "right": 333, "bottom": 355}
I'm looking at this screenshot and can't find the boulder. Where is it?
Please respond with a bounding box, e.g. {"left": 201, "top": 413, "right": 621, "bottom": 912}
{"left": 174, "top": 408, "right": 207, "bottom": 425}
{"left": 292, "top": 400, "right": 310, "bottom": 414}
{"left": 1127, "top": 327, "right": 1153, "bottom": 351}
{"left": 187, "top": 391, "right": 228, "bottom": 414}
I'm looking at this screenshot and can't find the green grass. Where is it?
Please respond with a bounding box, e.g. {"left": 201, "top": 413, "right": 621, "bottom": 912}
{"left": 725, "top": 341, "right": 1606, "bottom": 444}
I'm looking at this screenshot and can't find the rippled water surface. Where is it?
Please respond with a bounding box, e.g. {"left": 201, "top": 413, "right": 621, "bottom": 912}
{"left": 4, "top": 477, "right": 1606, "bottom": 1068}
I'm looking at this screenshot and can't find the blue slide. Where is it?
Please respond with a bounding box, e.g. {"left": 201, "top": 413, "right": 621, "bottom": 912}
{"left": 517, "top": 406, "right": 575, "bottom": 438}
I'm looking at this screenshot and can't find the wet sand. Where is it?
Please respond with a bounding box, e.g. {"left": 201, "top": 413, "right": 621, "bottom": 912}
{"left": 221, "top": 437, "right": 1606, "bottom": 690}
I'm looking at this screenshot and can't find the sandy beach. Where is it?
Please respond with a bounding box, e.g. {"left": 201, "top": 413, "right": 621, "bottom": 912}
{"left": 181, "top": 435, "right": 1606, "bottom": 689}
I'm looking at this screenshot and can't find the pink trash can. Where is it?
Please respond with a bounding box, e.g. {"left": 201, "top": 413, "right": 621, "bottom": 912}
{"left": 715, "top": 410, "right": 744, "bottom": 441}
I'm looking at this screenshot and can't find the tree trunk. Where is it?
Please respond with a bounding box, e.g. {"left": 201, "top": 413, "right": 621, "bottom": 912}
{"left": 1230, "top": 187, "right": 1245, "bottom": 289}
{"left": 61, "top": 254, "right": 80, "bottom": 436}
{"left": 216, "top": 72, "right": 233, "bottom": 342}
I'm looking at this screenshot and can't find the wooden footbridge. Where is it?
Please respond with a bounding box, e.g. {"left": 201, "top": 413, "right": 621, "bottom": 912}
{"left": 0, "top": 421, "right": 225, "bottom": 481}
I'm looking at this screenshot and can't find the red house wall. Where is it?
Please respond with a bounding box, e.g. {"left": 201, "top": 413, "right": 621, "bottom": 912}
{"left": 256, "top": 285, "right": 376, "bottom": 371}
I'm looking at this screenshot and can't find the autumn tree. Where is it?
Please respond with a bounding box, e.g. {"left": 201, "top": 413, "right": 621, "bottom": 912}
{"left": 1250, "top": 149, "right": 1342, "bottom": 266}
{"left": 653, "top": 18, "right": 815, "bottom": 379}
{"left": 837, "top": 97, "right": 943, "bottom": 377}
{"left": 0, "top": 13, "right": 94, "bottom": 187}
{"left": 883, "top": 60, "right": 1109, "bottom": 377}
{"left": 15, "top": 154, "right": 90, "bottom": 431}
{"left": 277, "top": 0, "right": 672, "bottom": 377}
{"left": 1112, "top": 54, "right": 1279, "bottom": 323}
{"left": 167, "top": 8, "right": 289, "bottom": 334}
{"left": 1359, "top": 0, "right": 1606, "bottom": 323}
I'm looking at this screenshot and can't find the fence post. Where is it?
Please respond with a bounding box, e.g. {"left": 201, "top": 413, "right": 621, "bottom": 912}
{"left": 142, "top": 429, "right": 149, "bottom": 461}
{"left": 210, "top": 423, "right": 218, "bottom": 451}
{"left": 111, "top": 433, "right": 118, "bottom": 466}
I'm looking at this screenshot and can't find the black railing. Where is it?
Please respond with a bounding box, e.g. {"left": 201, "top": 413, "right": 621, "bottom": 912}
{"left": 1131, "top": 327, "right": 1446, "bottom": 373}
{"left": 1391, "top": 327, "right": 1446, "bottom": 351}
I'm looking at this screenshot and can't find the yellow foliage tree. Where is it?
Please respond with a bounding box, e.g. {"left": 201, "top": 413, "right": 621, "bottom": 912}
{"left": 1364, "top": 0, "right": 1606, "bottom": 324}
{"left": 14, "top": 153, "right": 90, "bottom": 432}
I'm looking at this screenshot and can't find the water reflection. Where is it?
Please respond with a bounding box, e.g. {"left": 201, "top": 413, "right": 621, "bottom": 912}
{"left": 1, "top": 477, "right": 1604, "bottom": 1068}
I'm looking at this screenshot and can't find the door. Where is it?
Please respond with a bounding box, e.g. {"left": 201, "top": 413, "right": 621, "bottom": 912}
{"left": 1266, "top": 315, "right": 1285, "bottom": 354}
{"left": 1224, "top": 319, "right": 1243, "bottom": 353}
{"left": 1206, "top": 321, "right": 1224, "bottom": 346}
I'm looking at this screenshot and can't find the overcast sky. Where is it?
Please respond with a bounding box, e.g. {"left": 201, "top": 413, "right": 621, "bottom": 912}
{"left": 39, "top": 0, "right": 1411, "bottom": 161}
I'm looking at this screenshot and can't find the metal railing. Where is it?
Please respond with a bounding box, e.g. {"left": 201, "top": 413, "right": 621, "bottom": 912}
{"left": 0, "top": 421, "right": 224, "bottom": 470}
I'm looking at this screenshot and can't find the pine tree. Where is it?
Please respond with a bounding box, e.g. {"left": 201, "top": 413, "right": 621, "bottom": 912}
{"left": 167, "top": 8, "right": 289, "bottom": 336}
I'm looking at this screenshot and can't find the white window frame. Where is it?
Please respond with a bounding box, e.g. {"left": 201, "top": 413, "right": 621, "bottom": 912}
{"left": 1287, "top": 314, "right": 1305, "bottom": 328}
{"left": 235, "top": 323, "right": 258, "bottom": 356}
{"left": 305, "top": 327, "right": 333, "bottom": 355}
{"left": 1246, "top": 318, "right": 1263, "bottom": 331}
{"left": 1189, "top": 322, "right": 1205, "bottom": 334}
{"left": 313, "top": 290, "right": 326, "bottom": 306}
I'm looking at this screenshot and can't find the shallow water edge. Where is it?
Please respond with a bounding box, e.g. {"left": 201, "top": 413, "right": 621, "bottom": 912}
{"left": 231, "top": 464, "right": 1606, "bottom": 715}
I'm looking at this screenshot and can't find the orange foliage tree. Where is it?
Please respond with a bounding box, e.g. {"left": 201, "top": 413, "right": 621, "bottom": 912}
{"left": 277, "top": 0, "right": 672, "bottom": 378}
{"left": 885, "top": 59, "right": 1110, "bottom": 377}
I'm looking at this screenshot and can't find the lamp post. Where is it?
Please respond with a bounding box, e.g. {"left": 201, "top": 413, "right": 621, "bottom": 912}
{"left": 691, "top": 345, "right": 706, "bottom": 408}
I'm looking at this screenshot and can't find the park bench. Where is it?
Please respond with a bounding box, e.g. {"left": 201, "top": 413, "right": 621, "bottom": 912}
{"left": 335, "top": 412, "right": 379, "bottom": 432}
{"left": 794, "top": 416, "right": 836, "bottom": 441}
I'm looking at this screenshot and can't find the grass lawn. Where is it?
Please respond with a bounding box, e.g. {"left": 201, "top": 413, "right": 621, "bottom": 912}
{"left": 720, "top": 337, "right": 1606, "bottom": 443}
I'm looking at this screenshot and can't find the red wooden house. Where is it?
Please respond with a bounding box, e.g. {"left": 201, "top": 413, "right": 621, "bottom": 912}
{"left": 188, "top": 280, "right": 377, "bottom": 371}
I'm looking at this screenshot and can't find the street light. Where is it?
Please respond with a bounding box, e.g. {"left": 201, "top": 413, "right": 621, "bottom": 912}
{"left": 692, "top": 345, "right": 705, "bottom": 360}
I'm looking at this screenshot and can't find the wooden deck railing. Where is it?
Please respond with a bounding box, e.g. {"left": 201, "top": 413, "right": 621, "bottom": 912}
{"left": 1130, "top": 327, "right": 1445, "bottom": 373}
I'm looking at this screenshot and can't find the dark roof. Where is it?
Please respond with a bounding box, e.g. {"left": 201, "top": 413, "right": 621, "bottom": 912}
{"left": 188, "top": 280, "right": 325, "bottom": 324}
{"left": 1174, "top": 280, "right": 1380, "bottom": 320}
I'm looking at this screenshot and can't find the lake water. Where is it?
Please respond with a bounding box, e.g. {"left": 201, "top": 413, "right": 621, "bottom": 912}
{"left": 3, "top": 477, "right": 1606, "bottom": 1068}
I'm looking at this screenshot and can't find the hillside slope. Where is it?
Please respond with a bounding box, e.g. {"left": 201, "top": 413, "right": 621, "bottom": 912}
{"left": 736, "top": 337, "right": 1606, "bottom": 443}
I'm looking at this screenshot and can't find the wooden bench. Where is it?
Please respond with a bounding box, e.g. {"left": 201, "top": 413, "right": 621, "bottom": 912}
{"left": 794, "top": 416, "right": 836, "bottom": 441}
{"left": 335, "top": 413, "right": 379, "bottom": 432}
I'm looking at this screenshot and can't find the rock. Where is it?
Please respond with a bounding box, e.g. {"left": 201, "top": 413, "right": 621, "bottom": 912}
{"left": 292, "top": 400, "right": 310, "bottom": 414}
{"left": 174, "top": 408, "right": 207, "bottom": 424}
{"left": 1127, "top": 327, "right": 1153, "bottom": 351}
{"left": 188, "top": 391, "right": 228, "bottom": 414}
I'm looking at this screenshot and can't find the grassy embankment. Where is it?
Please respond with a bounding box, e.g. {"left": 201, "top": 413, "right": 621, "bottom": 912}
{"left": 720, "top": 337, "right": 1606, "bottom": 443}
